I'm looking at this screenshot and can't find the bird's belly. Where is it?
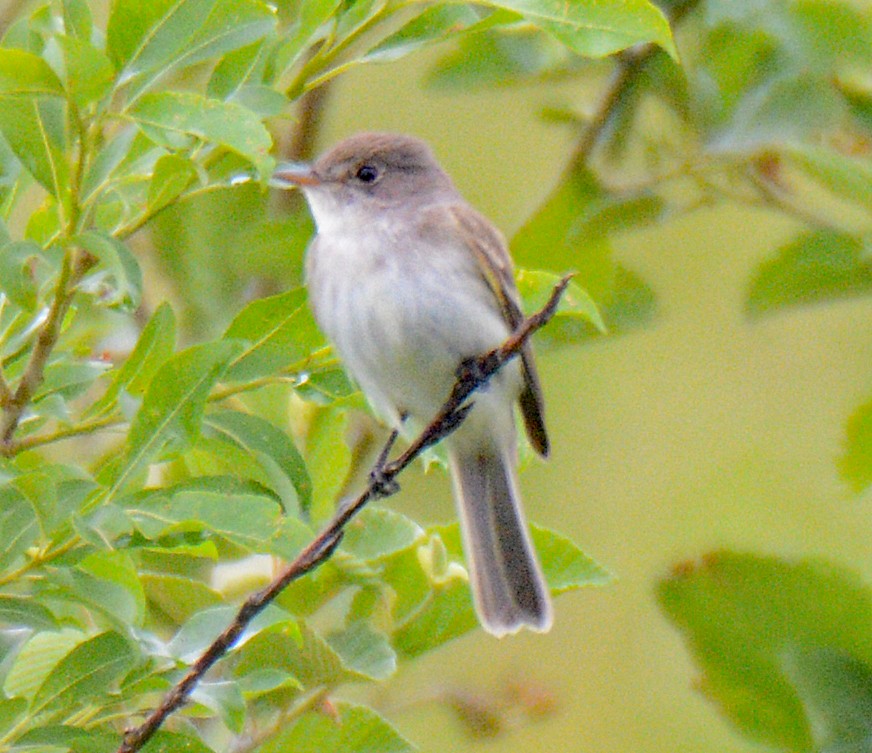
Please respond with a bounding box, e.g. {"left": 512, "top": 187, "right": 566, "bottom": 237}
{"left": 308, "top": 235, "right": 516, "bottom": 428}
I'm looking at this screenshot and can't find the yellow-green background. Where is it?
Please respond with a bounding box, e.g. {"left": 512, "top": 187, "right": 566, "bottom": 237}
{"left": 314, "top": 50, "right": 872, "bottom": 753}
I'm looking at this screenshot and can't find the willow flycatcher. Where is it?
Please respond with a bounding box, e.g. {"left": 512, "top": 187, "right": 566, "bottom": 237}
{"left": 273, "top": 133, "right": 552, "bottom": 636}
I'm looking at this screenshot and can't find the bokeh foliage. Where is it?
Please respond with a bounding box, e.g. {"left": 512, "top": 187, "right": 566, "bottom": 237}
{"left": 0, "top": 0, "right": 870, "bottom": 752}
{"left": 0, "top": 0, "right": 653, "bottom": 751}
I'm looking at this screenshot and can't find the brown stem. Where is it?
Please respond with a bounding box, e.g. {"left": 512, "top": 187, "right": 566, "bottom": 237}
{"left": 288, "top": 83, "right": 332, "bottom": 163}
{"left": 0, "top": 250, "right": 97, "bottom": 449}
{"left": 274, "top": 51, "right": 335, "bottom": 214}
{"left": 0, "top": 370, "right": 12, "bottom": 408}
{"left": 116, "top": 274, "right": 573, "bottom": 753}
{"left": 0, "top": 0, "right": 28, "bottom": 37}
{"left": 571, "top": 0, "right": 700, "bottom": 170}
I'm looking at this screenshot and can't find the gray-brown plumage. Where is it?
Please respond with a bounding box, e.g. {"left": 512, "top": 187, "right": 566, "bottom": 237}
{"left": 273, "top": 133, "right": 553, "bottom": 635}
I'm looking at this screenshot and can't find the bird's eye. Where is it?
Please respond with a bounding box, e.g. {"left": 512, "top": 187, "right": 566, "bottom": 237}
{"left": 355, "top": 164, "right": 380, "bottom": 184}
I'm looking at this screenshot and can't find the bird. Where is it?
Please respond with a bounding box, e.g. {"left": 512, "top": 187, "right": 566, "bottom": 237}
{"left": 272, "top": 133, "right": 552, "bottom": 636}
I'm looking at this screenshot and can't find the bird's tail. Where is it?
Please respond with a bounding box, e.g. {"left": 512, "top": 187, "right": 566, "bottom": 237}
{"left": 449, "top": 445, "right": 553, "bottom": 637}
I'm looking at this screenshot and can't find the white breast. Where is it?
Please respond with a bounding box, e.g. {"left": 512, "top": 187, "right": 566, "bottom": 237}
{"left": 305, "top": 212, "right": 518, "bottom": 433}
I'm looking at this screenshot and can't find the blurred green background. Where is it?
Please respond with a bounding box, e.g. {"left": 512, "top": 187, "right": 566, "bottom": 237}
{"left": 2, "top": 1, "right": 870, "bottom": 750}
{"left": 309, "top": 48, "right": 872, "bottom": 753}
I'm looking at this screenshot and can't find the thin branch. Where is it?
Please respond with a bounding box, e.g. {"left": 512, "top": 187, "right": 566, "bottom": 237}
{"left": 273, "top": 72, "right": 335, "bottom": 215}
{"left": 288, "top": 76, "right": 332, "bottom": 164}
{"left": 0, "top": 249, "right": 97, "bottom": 449}
{"left": 116, "top": 274, "right": 573, "bottom": 753}
{"left": 745, "top": 166, "right": 847, "bottom": 231}
{"left": 1, "top": 414, "right": 125, "bottom": 457}
{"left": 0, "top": 0, "right": 28, "bottom": 37}
{"left": 0, "top": 369, "right": 12, "bottom": 409}
{"left": 571, "top": 0, "right": 700, "bottom": 169}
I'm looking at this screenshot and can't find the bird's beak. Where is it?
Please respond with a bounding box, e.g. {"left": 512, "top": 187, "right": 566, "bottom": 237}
{"left": 270, "top": 161, "right": 321, "bottom": 189}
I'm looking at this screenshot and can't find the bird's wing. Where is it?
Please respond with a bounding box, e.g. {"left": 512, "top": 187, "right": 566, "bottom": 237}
{"left": 439, "top": 204, "right": 549, "bottom": 457}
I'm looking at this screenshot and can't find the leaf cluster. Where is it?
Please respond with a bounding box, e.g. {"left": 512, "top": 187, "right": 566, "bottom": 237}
{"left": 0, "top": 0, "right": 646, "bottom": 750}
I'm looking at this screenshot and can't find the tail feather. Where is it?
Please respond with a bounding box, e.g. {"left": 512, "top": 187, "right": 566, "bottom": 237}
{"left": 450, "top": 447, "right": 553, "bottom": 637}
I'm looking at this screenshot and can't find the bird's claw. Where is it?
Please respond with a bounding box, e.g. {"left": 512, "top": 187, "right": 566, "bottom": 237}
{"left": 369, "top": 468, "right": 400, "bottom": 499}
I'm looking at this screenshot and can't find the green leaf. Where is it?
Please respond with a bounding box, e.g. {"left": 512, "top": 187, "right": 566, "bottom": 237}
{"left": 0, "top": 698, "right": 26, "bottom": 739}
{"left": 272, "top": 0, "right": 341, "bottom": 80}
{"left": 305, "top": 405, "right": 351, "bottom": 523}
{"left": 166, "top": 0, "right": 276, "bottom": 75}
{"left": 235, "top": 667, "right": 302, "bottom": 700}
{"left": 63, "top": 0, "right": 94, "bottom": 40}
{"left": 204, "top": 410, "right": 312, "bottom": 514}
{"left": 3, "top": 629, "right": 85, "bottom": 701}
{"left": 600, "top": 264, "right": 657, "bottom": 334}
{"left": 140, "top": 731, "right": 216, "bottom": 753}
{"left": 108, "top": 0, "right": 230, "bottom": 77}
{"left": 326, "top": 622, "right": 396, "bottom": 681}
{"left": 428, "top": 29, "right": 575, "bottom": 89}
{"left": 87, "top": 302, "right": 176, "bottom": 417}
{"left": 0, "top": 486, "right": 39, "bottom": 570}
{"left": 75, "top": 550, "right": 147, "bottom": 627}
{"left": 0, "top": 49, "right": 65, "bottom": 96}
{"left": 0, "top": 94, "right": 69, "bottom": 203}
{"left": 0, "top": 240, "right": 41, "bottom": 310}
{"left": 0, "top": 132, "right": 24, "bottom": 211}
{"left": 658, "top": 552, "right": 872, "bottom": 751}
{"left": 56, "top": 35, "right": 115, "bottom": 109}
{"left": 24, "top": 197, "right": 62, "bottom": 245}
{"left": 787, "top": 145, "right": 872, "bottom": 213}
{"left": 147, "top": 153, "right": 198, "bottom": 213}
{"left": 33, "top": 359, "right": 111, "bottom": 407}
{"left": 208, "top": 40, "right": 267, "bottom": 99}
{"left": 141, "top": 573, "right": 223, "bottom": 623}
{"left": 517, "top": 269, "right": 606, "bottom": 345}
{"left": 31, "top": 631, "right": 136, "bottom": 713}
{"left": 782, "top": 647, "right": 872, "bottom": 753}
{"left": 394, "top": 523, "right": 607, "bottom": 657}
{"left": 111, "top": 0, "right": 276, "bottom": 99}
{"left": 222, "top": 287, "right": 326, "bottom": 382}
{"left": 80, "top": 126, "right": 161, "bottom": 207}
{"left": 232, "top": 621, "right": 304, "bottom": 687}
{"left": 0, "top": 596, "right": 57, "bottom": 631}
{"left": 511, "top": 165, "right": 614, "bottom": 300}
{"left": 74, "top": 230, "right": 143, "bottom": 310}
{"left": 112, "top": 341, "right": 240, "bottom": 495}
{"left": 126, "top": 489, "right": 283, "bottom": 550}
{"left": 10, "top": 470, "right": 58, "bottom": 539}
{"left": 363, "top": 5, "right": 488, "bottom": 63}
{"left": 478, "top": 0, "right": 677, "bottom": 59}
{"left": 335, "top": 0, "right": 385, "bottom": 44}
{"left": 129, "top": 91, "right": 273, "bottom": 179}
{"left": 263, "top": 621, "right": 364, "bottom": 687}
{"left": 257, "top": 701, "right": 414, "bottom": 753}
{"left": 747, "top": 230, "right": 872, "bottom": 316}
{"left": 228, "top": 84, "right": 288, "bottom": 117}
{"left": 711, "top": 74, "right": 845, "bottom": 152}
{"left": 787, "top": 1, "right": 872, "bottom": 70}
{"left": 192, "top": 680, "right": 246, "bottom": 734}
{"left": 236, "top": 620, "right": 394, "bottom": 692}
{"left": 15, "top": 724, "right": 118, "bottom": 753}
{"left": 340, "top": 507, "right": 423, "bottom": 562}
{"left": 294, "top": 366, "right": 357, "bottom": 404}
{"left": 167, "top": 605, "right": 297, "bottom": 662}
{"left": 840, "top": 399, "right": 872, "bottom": 495}
{"left": 531, "top": 525, "right": 611, "bottom": 593}
{"left": 392, "top": 575, "right": 477, "bottom": 659}
{"left": 694, "top": 23, "right": 780, "bottom": 129}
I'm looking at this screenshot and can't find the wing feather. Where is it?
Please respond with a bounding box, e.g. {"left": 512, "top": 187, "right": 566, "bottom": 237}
{"left": 442, "top": 205, "right": 549, "bottom": 457}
